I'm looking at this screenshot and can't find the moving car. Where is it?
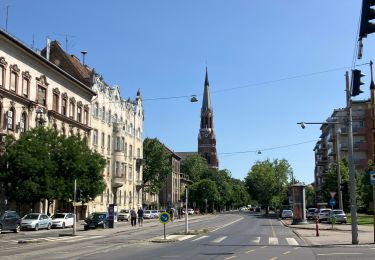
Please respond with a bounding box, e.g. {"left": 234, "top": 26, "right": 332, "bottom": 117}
{"left": 328, "top": 209, "right": 347, "bottom": 224}
{"left": 118, "top": 209, "right": 130, "bottom": 221}
{"left": 143, "top": 210, "right": 152, "bottom": 219}
{"left": 306, "top": 208, "right": 318, "bottom": 220}
{"left": 51, "top": 213, "right": 74, "bottom": 228}
{"left": 150, "top": 210, "right": 159, "bottom": 219}
{"left": 0, "top": 210, "right": 21, "bottom": 233}
{"left": 21, "top": 213, "right": 52, "bottom": 231}
{"left": 281, "top": 209, "right": 293, "bottom": 219}
{"left": 84, "top": 212, "right": 108, "bottom": 230}
{"left": 317, "top": 209, "right": 332, "bottom": 222}
{"left": 187, "top": 208, "right": 194, "bottom": 215}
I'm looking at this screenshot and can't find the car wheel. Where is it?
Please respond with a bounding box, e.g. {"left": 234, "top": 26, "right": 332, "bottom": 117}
{"left": 34, "top": 224, "right": 39, "bottom": 231}
{"left": 14, "top": 224, "right": 21, "bottom": 233}
{"left": 62, "top": 223, "right": 65, "bottom": 229}
{"left": 47, "top": 224, "right": 51, "bottom": 230}
{"left": 84, "top": 225, "right": 89, "bottom": 231}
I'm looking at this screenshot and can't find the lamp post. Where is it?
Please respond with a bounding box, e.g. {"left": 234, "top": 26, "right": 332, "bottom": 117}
{"left": 336, "top": 128, "right": 343, "bottom": 210}
{"left": 185, "top": 185, "right": 188, "bottom": 234}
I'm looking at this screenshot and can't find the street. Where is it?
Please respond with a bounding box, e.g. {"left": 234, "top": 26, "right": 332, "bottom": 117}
{"left": 1, "top": 212, "right": 374, "bottom": 259}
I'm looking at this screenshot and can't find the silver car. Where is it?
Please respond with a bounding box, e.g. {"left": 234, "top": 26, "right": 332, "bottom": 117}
{"left": 21, "top": 213, "right": 52, "bottom": 231}
{"left": 328, "top": 210, "right": 347, "bottom": 224}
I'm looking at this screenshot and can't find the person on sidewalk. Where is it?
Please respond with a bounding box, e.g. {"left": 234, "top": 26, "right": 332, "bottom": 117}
{"left": 169, "top": 208, "right": 174, "bottom": 222}
{"left": 137, "top": 208, "right": 144, "bottom": 227}
{"left": 130, "top": 208, "right": 137, "bottom": 227}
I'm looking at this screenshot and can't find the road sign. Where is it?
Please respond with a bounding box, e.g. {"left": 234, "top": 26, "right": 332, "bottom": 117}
{"left": 329, "top": 191, "right": 336, "bottom": 198}
{"left": 369, "top": 171, "right": 375, "bottom": 185}
{"left": 329, "top": 198, "right": 336, "bottom": 207}
{"left": 159, "top": 212, "right": 171, "bottom": 224}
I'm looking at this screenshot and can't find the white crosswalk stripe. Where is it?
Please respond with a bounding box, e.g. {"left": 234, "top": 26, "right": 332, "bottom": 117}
{"left": 250, "top": 237, "right": 261, "bottom": 244}
{"left": 15, "top": 235, "right": 103, "bottom": 244}
{"left": 286, "top": 237, "right": 299, "bottom": 246}
{"left": 211, "top": 236, "right": 227, "bottom": 243}
{"left": 268, "top": 237, "right": 278, "bottom": 245}
{"left": 192, "top": 235, "right": 209, "bottom": 242}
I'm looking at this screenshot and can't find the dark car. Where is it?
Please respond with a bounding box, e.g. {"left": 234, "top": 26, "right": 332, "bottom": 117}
{"left": 83, "top": 212, "right": 108, "bottom": 230}
{"left": 0, "top": 210, "right": 22, "bottom": 233}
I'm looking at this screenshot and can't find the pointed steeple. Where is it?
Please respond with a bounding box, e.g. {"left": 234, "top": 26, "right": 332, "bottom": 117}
{"left": 201, "top": 67, "right": 212, "bottom": 113}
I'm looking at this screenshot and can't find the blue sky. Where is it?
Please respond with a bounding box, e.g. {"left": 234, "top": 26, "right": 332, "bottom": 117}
{"left": 1, "top": 1, "right": 372, "bottom": 184}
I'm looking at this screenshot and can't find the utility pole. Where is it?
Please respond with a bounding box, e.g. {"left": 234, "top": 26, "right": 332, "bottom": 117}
{"left": 185, "top": 186, "right": 188, "bottom": 234}
{"left": 346, "top": 71, "right": 359, "bottom": 245}
{"left": 336, "top": 129, "right": 343, "bottom": 210}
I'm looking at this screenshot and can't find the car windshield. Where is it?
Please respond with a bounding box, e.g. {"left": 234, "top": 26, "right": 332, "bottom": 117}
{"left": 90, "top": 213, "right": 106, "bottom": 220}
{"left": 52, "top": 213, "right": 66, "bottom": 219}
{"left": 120, "top": 210, "right": 129, "bottom": 213}
{"left": 24, "top": 214, "right": 39, "bottom": 220}
{"left": 308, "top": 209, "right": 316, "bottom": 212}
{"left": 322, "top": 210, "right": 331, "bottom": 213}
{"left": 283, "top": 210, "right": 292, "bottom": 213}
{"left": 332, "top": 210, "right": 344, "bottom": 214}
{"left": 144, "top": 210, "right": 151, "bottom": 214}
{"left": 151, "top": 210, "right": 157, "bottom": 213}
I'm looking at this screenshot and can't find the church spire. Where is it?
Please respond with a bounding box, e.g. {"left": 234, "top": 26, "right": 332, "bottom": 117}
{"left": 201, "top": 67, "right": 212, "bottom": 114}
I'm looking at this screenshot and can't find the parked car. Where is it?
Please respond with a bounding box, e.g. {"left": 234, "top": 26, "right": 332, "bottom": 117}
{"left": 150, "top": 210, "right": 159, "bottom": 219}
{"left": 0, "top": 210, "right": 22, "bottom": 233}
{"left": 21, "top": 213, "right": 52, "bottom": 231}
{"left": 143, "top": 210, "right": 152, "bottom": 219}
{"left": 317, "top": 209, "right": 332, "bottom": 222}
{"left": 187, "top": 208, "right": 194, "bottom": 215}
{"left": 51, "top": 213, "right": 74, "bottom": 229}
{"left": 328, "top": 209, "right": 347, "bottom": 224}
{"left": 281, "top": 209, "right": 293, "bottom": 219}
{"left": 83, "top": 212, "right": 108, "bottom": 230}
{"left": 118, "top": 209, "right": 130, "bottom": 221}
{"left": 306, "top": 208, "right": 318, "bottom": 220}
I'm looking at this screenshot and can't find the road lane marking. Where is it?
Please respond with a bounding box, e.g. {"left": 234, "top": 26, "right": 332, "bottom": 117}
{"left": 269, "top": 219, "right": 276, "bottom": 237}
{"left": 269, "top": 257, "right": 278, "bottom": 260}
{"left": 246, "top": 249, "right": 255, "bottom": 254}
{"left": 282, "top": 251, "right": 291, "bottom": 255}
{"left": 192, "top": 235, "right": 208, "bottom": 242}
{"left": 261, "top": 246, "right": 268, "bottom": 248}
{"left": 268, "top": 237, "right": 278, "bottom": 245}
{"left": 225, "top": 256, "right": 236, "bottom": 260}
{"left": 210, "top": 218, "right": 243, "bottom": 232}
{"left": 211, "top": 236, "right": 227, "bottom": 243}
{"left": 286, "top": 237, "right": 299, "bottom": 246}
{"left": 317, "top": 253, "right": 363, "bottom": 256}
{"left": 250, "top": 237, "right": 260, "bottom": 244}
{"left": 293, "top": 247, "right": 300, "bottom": 250}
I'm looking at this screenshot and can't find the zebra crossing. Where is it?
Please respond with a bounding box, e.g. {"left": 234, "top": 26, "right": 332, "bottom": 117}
{"left": 199, "top": 235, "right": 300, "bottom": 246}
{"left": 10, "top": 235, "right": 103, "bottom": 244}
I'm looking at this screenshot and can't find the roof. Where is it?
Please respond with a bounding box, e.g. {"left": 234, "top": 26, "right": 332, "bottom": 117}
{"left": 162, "top": 144, "right": 182, "bottom": 160}
{"left": 201, "top": 67, "right": 212, "bottom": 113}
{"left": 0, "top": 29, "right": 96, "bottom": 96}
{"left": 175, "top": 152, "right": 199, "bottom": 160}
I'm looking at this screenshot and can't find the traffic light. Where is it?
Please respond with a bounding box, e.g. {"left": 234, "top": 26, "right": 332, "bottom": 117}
{"left": 359, "top": 0, "right": 375, "bottom": 39}
{"left": 75, "top": 189, "right": 82, "bottom": 201}
{"left": 351, "top": 69, "right": 365, "bottom": 96}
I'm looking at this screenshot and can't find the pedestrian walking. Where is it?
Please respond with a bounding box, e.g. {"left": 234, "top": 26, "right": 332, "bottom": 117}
{"left": 130, "top": 208, "right": 137, "bottom": 227}
{"left": 137, "top": 208, "right": 144, "bottom": 227}
{"left": 169, "top": 208, "right": 174, "bottom": 222}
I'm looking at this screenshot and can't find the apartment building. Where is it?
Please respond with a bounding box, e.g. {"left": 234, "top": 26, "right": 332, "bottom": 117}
{"left": 0, "top": 30, "right": 95, "bottom": 213}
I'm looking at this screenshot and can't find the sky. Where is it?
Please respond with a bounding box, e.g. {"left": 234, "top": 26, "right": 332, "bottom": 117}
{"left": 1, "top": 1, "right": 373, "bottom": 184}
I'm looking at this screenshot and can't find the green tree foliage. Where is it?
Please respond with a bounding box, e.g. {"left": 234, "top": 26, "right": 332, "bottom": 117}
{"left": 188, "top": 179, "right": 220, "bottom": 213}
{"left": 0, "top": 127, "right": 106, "bottom": 207}
{"left": 180, "top": 154, "right": 208, "bottom": 182}
{"left": 245, "top": 159, "right": 292, "bottom": 211}
{"left": 142, "top": 138, "right": 172, "bottom": 194}
{"left": 305, "top": 185, "right": 315, "bottom": 207}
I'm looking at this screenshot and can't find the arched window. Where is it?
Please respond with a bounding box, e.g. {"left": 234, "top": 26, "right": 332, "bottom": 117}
{"left": 20, "top": 112, "right": 27, "bottom": 133}
{"left": 108, "top": 110, "right": 112, "bottom": 124}
{"left": 94, "top": 102, "right": 99, "bottom": 117}
{"left": 7, "top": 108, "right": 15, "bottom": 131}
{"left": 102, "top": 106, "right": 106, "bottom": 121}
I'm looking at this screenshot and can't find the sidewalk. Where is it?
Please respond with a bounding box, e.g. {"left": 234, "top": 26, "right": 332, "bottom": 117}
{"left": 281, "top": 219, "right": 375, "bottom": 247}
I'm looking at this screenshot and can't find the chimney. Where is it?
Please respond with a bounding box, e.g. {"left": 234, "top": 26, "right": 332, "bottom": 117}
{"left": 81, "top": 51, "right": 87, "bottom": 65}
{"left": 46, "top": 38, "right": 51, "bottom": 61}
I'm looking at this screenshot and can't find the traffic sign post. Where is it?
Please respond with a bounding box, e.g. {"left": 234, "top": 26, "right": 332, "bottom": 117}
{"left": 329, "top": 198, "right": 336, "bottom": 209}
{"left": 370, "top": 171, "right": 375, "bottom": 244}
{"left": 159, "top": 212, "right": 171, "bottom": 240}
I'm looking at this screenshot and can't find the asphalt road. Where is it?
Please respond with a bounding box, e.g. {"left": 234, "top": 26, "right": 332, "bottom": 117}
{"left": 1, "top": 212, "right": 374, "bottom": 259}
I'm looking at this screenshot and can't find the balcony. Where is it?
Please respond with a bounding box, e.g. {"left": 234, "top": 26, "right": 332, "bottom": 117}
{"left": 112, "top": 174, "right": 125, "bottom": 188}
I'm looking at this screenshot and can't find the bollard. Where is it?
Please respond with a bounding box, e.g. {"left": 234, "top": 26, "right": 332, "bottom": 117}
{"left": 315, "top": 218, "right": 319, "bottom": 237}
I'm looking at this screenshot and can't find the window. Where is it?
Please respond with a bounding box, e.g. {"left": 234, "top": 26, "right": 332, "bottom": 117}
{"left": 129, "top": 145, "right": 133, "bottom": 160}
{"left": 107, "top": 135, "right": 111, "bottom": 151}
{"left": 62, "top": 98, "right": 67, "bottom": 116}
{"left": 137, "top": 148, "right": 140, "bottom": 159}
{"left": 10, "top": 71, "right": 17, "bottom": 92}
{"left": 0, "top": 65, "right": 4, "bottom": 87}
{"left": 53, "top": 93, "right": 59, "bottom": 112}
{"left": 94, "top": 103, "right": 99, "bottom": 117}
{"left": 124, "top": 143, "right": 127, "bottom": 160}
{"left": 107, "top": 159, "right": 110, "bottom": 176}
{"left": 77, "top": 106, "right": 82, "bottom": 123}
{"left": 102, "top": 106, "right": 106, "bottom": 121}
{"left": 93, "top": 129, "right": 98, "bottom": 146}
{"left": 22, "top": 77, "right": 29, "bottom": 97}
{"left": 115, "top": 161, "right": 120, "bottom": 176}
{"left": 37, "top": 85, "right": 47, "bottom": 106}
{"left": 69, "top": 101, "right": 75, "bottom": 119}
{"left": 20, "top": 112, "right": 27, "bottom": 133}
{"left": 116, "top": 137, "right": 121, "bottom": 151}
{"left": 7, "top": 109, "right": 14, "bottom": 130}
{"left": 108, "top": 110, "right": 112, "bottom": 124}
{"left": 123, "top": 164, "right": 127, "bottom": 179}
{"left": 84, "top": 108, "right": 89, "bottom": 125}
{"left": 122, "top": 137, "right": 125, "bottom": 151}
{"left": 61, "top": 127, "right": 66, "bottom": 136}
{"left": 129, "top": 166, "right": 133, "bottom": 180}
{"left": 101, "top": 132, "right": 105, "bottom": 148}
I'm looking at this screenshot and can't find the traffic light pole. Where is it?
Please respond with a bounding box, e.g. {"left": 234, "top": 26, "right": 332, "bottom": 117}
{"left": 345, "top": 71, "right": 359, "bottom": 245}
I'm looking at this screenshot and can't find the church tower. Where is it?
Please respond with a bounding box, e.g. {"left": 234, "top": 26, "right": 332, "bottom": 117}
{"left": 198, "top": 67, "right": 219, "bottom": 169}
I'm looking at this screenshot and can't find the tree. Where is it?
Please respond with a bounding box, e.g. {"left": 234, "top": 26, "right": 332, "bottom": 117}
{"left": 0, "top": 127, "right": 106, "bottom": 211}
{"left": 142, "top": 138, "right": 172, "bottom": 194}
{"left": 188, "top": 179, "right": 220, "bottom": 213}
{"left": 305, "top": 184, "right": 315, "bottom": 208}
{"left": 180, "top": 154, "right": 208, "bottom": 182}
{"left": 245, "top": 159, "right": 292, "bottom": 213}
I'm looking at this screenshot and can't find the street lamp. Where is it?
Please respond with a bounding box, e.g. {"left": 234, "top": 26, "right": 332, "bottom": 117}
{"left": 335, "top": 128, "right": 343, "bottom": 211}
{"left": 185, "top": 185, "right": 188, "bottom": 234}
